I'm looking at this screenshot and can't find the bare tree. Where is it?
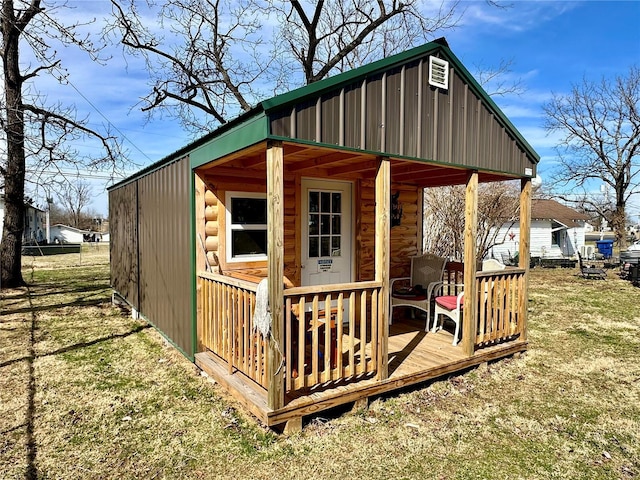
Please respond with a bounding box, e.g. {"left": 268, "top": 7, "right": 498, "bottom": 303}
{"left": 543, "top": 65, "right": 640, "bottom": 248}
{"left": 55, "top": 180, "right": 93, "bottom": 229}
{"left": 106, "top": 0, "right": 463, "bottom": 132}
{"left": 271, "top": 0, "right": 459, "bottom": 84}
{"left": 1, "top": 0, "right": 125, "bottom": 288}
{"left": 424, "top": 182, "right": 520, "bottom": 261}
{"left": 473, "top": 57, "right": 525, "bottom": 98}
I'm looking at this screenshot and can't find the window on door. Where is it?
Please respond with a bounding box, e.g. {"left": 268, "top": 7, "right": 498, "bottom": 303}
{"left": 225, "top": 192, "right": 267, "bottom": 262}
{"left": 307, "top": 190, "right": 342, "bottom": 258}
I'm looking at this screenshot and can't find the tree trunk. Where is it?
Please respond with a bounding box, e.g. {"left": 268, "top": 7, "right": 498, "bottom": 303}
{"left": 1, "top": 0, "right": 27, "bottom": 288}
{"left": 612, "top": 201, "right": 627, "bottom": 250}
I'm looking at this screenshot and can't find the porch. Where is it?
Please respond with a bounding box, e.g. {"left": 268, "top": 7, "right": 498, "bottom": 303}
{"left": 195, "top": 265, "right": 527, "bottom": 429}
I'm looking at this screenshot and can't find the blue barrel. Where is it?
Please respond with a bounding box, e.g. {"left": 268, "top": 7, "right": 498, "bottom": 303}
{"left": 595, "top": 239, "right": 614, "bottom": 259}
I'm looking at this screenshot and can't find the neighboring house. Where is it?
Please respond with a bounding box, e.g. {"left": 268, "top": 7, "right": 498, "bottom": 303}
{"left": 50, "top": 224, "right": 88, "bottom": 244}
{"left": 50, "top": 224, "right": 106, "bottom": 243}
{"left": 0, "top": 194, "right": 46, "bottom": 244}
{"left": 489, "top": 199, "right": 589, "bottom": 260}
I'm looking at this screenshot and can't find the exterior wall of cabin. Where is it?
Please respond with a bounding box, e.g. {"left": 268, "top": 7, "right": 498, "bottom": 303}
{"left": 110, "top": 181, "right": 139, "bottom": 308}
{"left": 197, "top": 165, "right": 421, "bottom": 289}
{"left": 358, "top": 180, "right": 420, "bottom": 280}
{"left": 199, "top": 170, "right": 298, "bottom": 283}
{"left": 109, "top": 156, "right": 194, "bottom": 357}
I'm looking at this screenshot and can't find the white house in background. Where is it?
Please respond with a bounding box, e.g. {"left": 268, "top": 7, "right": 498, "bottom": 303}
{"left": 0, "top": 194, "right": 47, "bottom": 244}
{"left": 50, "top": 224, "right": 87, "bottom": 243}
{"left": 489, "top": 199, "right": 590, "bottom": 261}
{"left": 49, "top": 224, "right": 107, "bottom": 243}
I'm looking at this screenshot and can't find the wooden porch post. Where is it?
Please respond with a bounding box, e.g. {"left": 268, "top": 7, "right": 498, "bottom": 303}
{"left": 462, "top": 171, "right": 478, "bottom": 357}
{"left": 375, "top": 156, "right": 390, "bottom": 380}
{"left": 267, "top": 141, "right": 285, "bottom": 410}
{"left": 518, "top": 178, "right": 532, "bottom": 341}
{"left": 194, "top": 172, "right": 206, "bottom": 353}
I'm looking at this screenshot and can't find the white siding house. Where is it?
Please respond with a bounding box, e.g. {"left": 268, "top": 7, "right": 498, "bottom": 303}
{"left": 50, "top": 224, "right": 87, "bottom": 244}
{"left": 0, "top": 195, "right": 46, "bottom": 244}
{"left": 488, "top": 199, "right": 589, "bottom": 261}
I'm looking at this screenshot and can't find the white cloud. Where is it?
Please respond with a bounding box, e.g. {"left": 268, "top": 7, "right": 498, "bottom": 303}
{"left": 455, "top": 1, "right": 581, "bottom": 33}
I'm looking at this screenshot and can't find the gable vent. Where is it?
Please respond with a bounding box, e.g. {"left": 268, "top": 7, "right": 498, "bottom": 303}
{"left": 428, "top": 56, "right": 449, "bottom": 90}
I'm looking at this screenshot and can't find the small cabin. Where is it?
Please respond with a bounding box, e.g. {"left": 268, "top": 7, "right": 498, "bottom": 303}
{"left": 109, "top": 39, "right": 539, "bottom": 432}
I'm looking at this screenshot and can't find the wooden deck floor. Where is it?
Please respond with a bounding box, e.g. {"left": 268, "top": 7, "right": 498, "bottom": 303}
{"left": 195, "top": 316, "right": 527, "bottom": 428}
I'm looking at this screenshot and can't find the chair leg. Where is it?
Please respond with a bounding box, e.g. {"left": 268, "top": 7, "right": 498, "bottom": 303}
{"left": 431, "top": 312, "right": 440, "bottom": 333}
{"left": 452, "top": 318, "right": 461, "bottom": 346}
{"left": 425, "top": 304, "right": 431, "bottom": 332}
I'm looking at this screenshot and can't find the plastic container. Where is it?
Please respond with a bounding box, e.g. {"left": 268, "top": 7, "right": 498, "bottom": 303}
{"left": 595, "top": 239, "right": 614, "bottom": 259}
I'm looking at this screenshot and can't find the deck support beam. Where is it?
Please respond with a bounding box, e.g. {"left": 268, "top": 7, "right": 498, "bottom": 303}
{"left": 375, "top": 156, "right": 390, "bottom": 380}
{"left": 462, "top": 171, "right": 478, "bottom": 357}
{"left": 267, "top": 140, "right": 285, "bottom": 410}
{"left": 518, "top": 178, "right": 532, "bottom": 341}
{"left": 283, "top": 416, "right": 303, "bottom": 435}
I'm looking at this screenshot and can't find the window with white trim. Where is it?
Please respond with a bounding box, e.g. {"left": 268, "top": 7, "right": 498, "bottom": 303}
{"left": 225, "top": 192, "right": 268, "bottom": 262}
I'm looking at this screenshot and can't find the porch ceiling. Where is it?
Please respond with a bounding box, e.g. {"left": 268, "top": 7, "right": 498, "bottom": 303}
{"left": 197, "top": 141, "right": 516, "bottom": 188}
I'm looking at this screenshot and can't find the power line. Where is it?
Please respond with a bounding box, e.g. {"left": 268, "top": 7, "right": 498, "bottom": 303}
{"left": 61, "top": 75, "right": 154, "bottom": 164}
{"left": 29, "top": 170, "right": 129, "bottom": 181}
{"left": 17, "top": 22, "right": 155, "bottom": 164}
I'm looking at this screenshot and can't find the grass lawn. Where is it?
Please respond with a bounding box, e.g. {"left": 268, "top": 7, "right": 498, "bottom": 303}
{"left": 1, "top": 245, "right": 639, "bottom": 479}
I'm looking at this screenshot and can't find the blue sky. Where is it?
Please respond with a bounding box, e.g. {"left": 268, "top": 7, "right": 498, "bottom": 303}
{"left": 25, "top": 0, "right": 640, "bottom": 219}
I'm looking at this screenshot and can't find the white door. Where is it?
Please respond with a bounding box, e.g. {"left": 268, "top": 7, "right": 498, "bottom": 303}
{"left": 301, "top": 179, "right": 353, "bottom": 287}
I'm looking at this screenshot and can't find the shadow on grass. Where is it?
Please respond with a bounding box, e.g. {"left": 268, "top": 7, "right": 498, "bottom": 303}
{"left": 3, "top": 279, "right": 150, "bottom": 479}
{"left": 0, "top": 323, "right": 151, "bottom": 370}
{"left": 3, "top": 282, "right": 109, "bottom": 302}
{"left": 0, "top": 282, "right": 113, "bottom": 317}
{"left": 1, "top": 297, "right": 111, "bottom": 316}
{"left": 25, "top": 283, "right": 37, "bottom": 480}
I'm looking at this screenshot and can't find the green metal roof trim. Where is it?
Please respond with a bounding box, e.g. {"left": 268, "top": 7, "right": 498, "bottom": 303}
{"left": 110, "top": 37, "right": 539, "bottom": 191}
{"left": 189, "top": 111, "right": 268, "bottom": 169}
{"left": 108, "top": 108, "right": 266, "bottom": 190}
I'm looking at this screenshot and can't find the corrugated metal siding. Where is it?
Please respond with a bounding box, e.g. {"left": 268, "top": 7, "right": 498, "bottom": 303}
{"left": 451, "top": 74, "right": 467, "bottom": 166}
{"left": 385, "top": 67, "right": 402, "bottom": 154}
{"left": 435, "top": 83, "right": 451, "bottom": 163}
{"left": 109, "top": 157, "right": 193, "bottom": 356}
{"left": 270, "top": 110, "right": 291, "bottom": 138}
{"left": 420, "top": 65, "right": 436, "bottom": 160}
{"left": 137, "top": 157, "right": 192, "bottom": 355}
{"left": 268, "top": 52, "right": 536, "bottom": 177}
{"left": 403, "top": 62, "right": 420, "bottom": 158}
{"left": 109, "top": 181, "right": 139, "bottom": 309}
{"left": 321, "top": 91, "right": 340, "bottom": 145}
{"left": 365, "top": 73, "right": 383, "bottom": 152}
{"left": 465, "top": 97, "right": 480, "bottom": 166}
{"left": 296, "top": 99, "right": 316, "bottom": 141}
{"left": 344, "top": 83, "right": 362, "bottom": 148}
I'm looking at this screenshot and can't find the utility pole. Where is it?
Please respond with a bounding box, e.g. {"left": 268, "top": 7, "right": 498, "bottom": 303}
{"left": 46, "top": 196, "right": 53, "bottom": 244}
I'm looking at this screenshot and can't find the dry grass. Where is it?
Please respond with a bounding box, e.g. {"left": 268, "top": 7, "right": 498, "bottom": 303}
{"left": 1, "top": 249, "right": 639, "bottom": 479}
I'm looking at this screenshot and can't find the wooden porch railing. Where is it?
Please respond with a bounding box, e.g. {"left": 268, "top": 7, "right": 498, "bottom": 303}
{"left": 198, "top": 266, "right": 524, "bottom": 396}
{"left": 474, "top": 268, "right": 526, "bottom": 346}
{"left": 198, "top": 272, "right": 382, "bottom": 394}
{"left": 283, "top": 282, "right": 381, "bottom": 394}
{"left": 198, "top": 272, "right": 269, "bottom": 388}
